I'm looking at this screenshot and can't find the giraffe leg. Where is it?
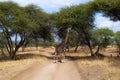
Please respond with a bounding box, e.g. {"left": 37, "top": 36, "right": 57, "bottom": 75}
{"left": 53, "top": 55, "right": 56, "bottom": 62}
{"left": 57, "top": 55, "right": 60, "bottom": 63}
{"left": 58, "top": 54, "right": 62, "bottom": 63}
{"left": 62, "top": 52, "right": 66, "bottom": 60}
{"left": 54, "top": 53, "right": 57, "bottom": 63}
{"left": 68, "top": 52, "right": 71, "bottom": 57}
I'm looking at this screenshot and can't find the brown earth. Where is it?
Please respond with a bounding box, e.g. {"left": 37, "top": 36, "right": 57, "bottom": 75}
{"left": 10, "top": 61, "right": 84, "bottom": 80}
{"left": 0, "top": 46, "right": 120, "bottom": 80}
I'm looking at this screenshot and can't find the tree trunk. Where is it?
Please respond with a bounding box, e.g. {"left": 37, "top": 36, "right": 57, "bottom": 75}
{"left": 35, "top": 41, "right": 39, "bottom": 50}
{"left": 94, "top": 46, "right": 100, "bottom": 56}
{"left": 9, "top": 38, "right": 26, "bottom": 59}
{"left": 9, "top": 50, "right": 15, "bottom": 59}
{"left": 65, "top": 44, "right": 69, "bottom": 52}
{"left": 1, "top": 48, "right": 6, "bottom": 57}
{"left": 74, "top": 45, "right": 79, "bottom": 52}
{"left": 22, "top": 46, "right": 25, "bottom": 52}
{"left": 118, "top": 46, "right": 120, "bottom": 55}
{"left": 81, "top": 26, "right": 94, "bottom": 56}
{"left": 88, "top": 45, "right": 94, "bottom": 56}
{"left": 11, "top": 52, "right": 16, "bottom": 59}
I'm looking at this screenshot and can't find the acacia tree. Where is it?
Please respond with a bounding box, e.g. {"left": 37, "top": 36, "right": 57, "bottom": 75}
{"left": 115, "top": 31, "right": 120, "bottom": 55}
{"left": 0, "top": 32, "right": 6, "bottom": 56}
{"left": 91, "top": 28, "right": 114, "bottom": 54}
{"left": 24, "top": 5, "right": 54, "bottom": 47}
{"left": 53, "top": 4, "right": 95, "bottom": 56}
{"left": 89, "top": 0, "right": 120, "bottom": 56}
{"left": 0, "top": 2, "right": 38, "bottom": 59}
{"left": 90, "top": 0, "right": 120, "bottom": 21}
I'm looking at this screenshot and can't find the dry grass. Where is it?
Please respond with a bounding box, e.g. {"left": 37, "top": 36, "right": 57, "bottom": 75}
{"left": 0, "top": 58, "right": 49, "bottom": 80}
{"left": 0, "top": 47, "right": 51, "bottom": 80}
{"left": 68, "top": 47, "right": 120, "bottom": 80}
{"left": 0, "top": 46, "right": 120, "bottom": 80}
{"left": 76, "top": 57, "right": 120, "bottom": 80}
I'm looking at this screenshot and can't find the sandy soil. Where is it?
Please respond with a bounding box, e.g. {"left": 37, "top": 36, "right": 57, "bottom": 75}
{"left": 10, "top": 61, "right": 84, "bottom": 80}
{"left": 9, "top": 47, "right": 83, "bottom": 80}
{"left": 0, "top": 47, "right": 120, "bottom": 80}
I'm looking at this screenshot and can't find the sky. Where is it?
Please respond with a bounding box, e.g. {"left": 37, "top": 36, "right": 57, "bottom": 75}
{"left": 0, "top": 0, "right": 120, "bottom": 32}
{"left": 0, "top": 0, "right": 91, "bottom": 13}
{"left": 94, "top": 13, "right": 120, "bottom": 32}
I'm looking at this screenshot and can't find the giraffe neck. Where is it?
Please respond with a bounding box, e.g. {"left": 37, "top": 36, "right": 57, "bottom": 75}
{"left": 61, "top": 29, "right": 70, "bottom": 44}
{"left": 56, "top": 28, "right": 70, "bottom": 47}
{"left": 64, "top": 30, "right": 69, "bottom": 44}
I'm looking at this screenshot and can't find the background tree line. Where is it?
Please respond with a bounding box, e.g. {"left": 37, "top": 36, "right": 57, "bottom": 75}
{"left": 52, "top": 0, "right": 120, "bottom": 56}
{"left": 0, "top": 1, "right": 54, "bottom": 59}
{"left": 0, "top": 0, "right": 120, "bottom": 59}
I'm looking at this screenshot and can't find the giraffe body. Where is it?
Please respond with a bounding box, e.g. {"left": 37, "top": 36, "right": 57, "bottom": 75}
{"left": 53, "top": 27, "right": 71, "bottom": 63}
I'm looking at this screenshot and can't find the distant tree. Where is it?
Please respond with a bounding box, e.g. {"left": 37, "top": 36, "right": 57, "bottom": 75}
{"left": 24, "top": 5, "right": 54, "bottom": 46}
{"left": 91, "top": 28, "right": 114, "bottom": 55}
{"left": 0, "top": 2, "right": 38, "bottom": 59}
{"left": 0, "top": 32, "right": 6, "bottom": 56}
{"left": 114, "top": 31, "right": 120, "bottom": 55}
{"left": 53, "top": 4, "right": 95, "bottom": 55}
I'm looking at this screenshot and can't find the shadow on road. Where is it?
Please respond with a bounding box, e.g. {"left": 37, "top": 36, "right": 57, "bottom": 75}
{"left": 0, "top": 52, "right": 120, "bottom": 63}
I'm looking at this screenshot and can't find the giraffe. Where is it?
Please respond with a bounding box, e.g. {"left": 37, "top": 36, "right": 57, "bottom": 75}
{"left": 53, "top": 27, "right": 71, "bottom": 63}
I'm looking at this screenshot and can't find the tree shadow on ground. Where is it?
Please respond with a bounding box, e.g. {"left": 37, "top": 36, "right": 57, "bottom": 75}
{"left": 17, "top": 53, "right": 120, "bottom": 68}
{"left": 17, "top": 53, "right": 53, "bottom": 60}
{"left": 66, "top": 55, "right": 120, "bottom": 68}
{"left": 0, "top": 52, "right": 53, "bottom": 62}
{"left": 67, "top": 55, "right": 120, "bottom": 60}
{"left": 65, "top": 55, "right": 104, "bottom": 61}
{"left": 0, "top": 52, "right": 120, "bottom": 63}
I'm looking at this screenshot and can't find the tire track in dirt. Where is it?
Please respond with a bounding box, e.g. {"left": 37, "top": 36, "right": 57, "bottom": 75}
{"left": 73, "top": 61, "right": 88, "bottom": 80}
{"left": 10, "top": 63, "right": 45, "bottom": 80}
{"left": 10, "top": 60, "right": 84, "bottom": 80}
{"left": 53, "top": 61, "right": 83, "bottom": 80}
{"left": 10, "top": 47, "right": 85, "bottom": 80}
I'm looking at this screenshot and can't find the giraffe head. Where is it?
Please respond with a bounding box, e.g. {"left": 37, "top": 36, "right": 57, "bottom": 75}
{"left": 67, "top": 27, "right": 71, "bottom": 32}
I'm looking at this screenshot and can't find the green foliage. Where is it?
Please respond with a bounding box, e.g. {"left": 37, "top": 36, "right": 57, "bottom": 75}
{"left": 53, "top": 4, "right": 94, "bottom": 41}
{"left": 39, "top": 26, "right": 54, "bottom": 42}
{"left": 24, "top": 5, "right": 54, "bottom": 43}
{"left": 54, "top": 3, "right": 94, "bottom": 28}
{"left": 52, "top": 3, "right": 96, "bottom": 55}
{"left": 91, "top": 28, "right": 114, "bottom": 47}
{"left": 0, "top": 2, "right": 53, "bottom": 59}
{"left": 0, "top": 0, "right": 120, "bottom": 58}
{"left": 0, "top": 32, "right": 6, "bottom": 48}
{"left": 115, "top": 31, "right": 120, "bottom": 46}
{"left": 90, "top": 0, "right": 120, "bottom": 21}
{"left": 114, "top": 31, "right": 120, "bottom": 54}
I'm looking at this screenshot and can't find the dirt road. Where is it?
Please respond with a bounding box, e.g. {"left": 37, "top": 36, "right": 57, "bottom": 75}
{"left": 9, "top": 47, "right": 85, "bottom": 80}
{"left": 10, "top": 60, "right": 84, "bottom": 80}
{"left": 1, "top": 47, "right": 120, "bottom": 80}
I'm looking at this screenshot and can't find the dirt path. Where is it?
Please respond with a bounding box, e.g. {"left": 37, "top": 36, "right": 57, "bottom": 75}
{"left": 1, "top": 47, "right": 120, "bottom": 80}
{"left": 9, "top": 47, "right": 84, "bottom": 80}
{"left": 10, "top": 60, "right": 83, "bottom": 80}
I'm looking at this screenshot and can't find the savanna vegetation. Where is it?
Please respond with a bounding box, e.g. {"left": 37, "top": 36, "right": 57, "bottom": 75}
{"left": 0, "top": 0, "right": 120, "bottom": 80}
{"left": 0, "top": 0, "right": 120, "bottom": 59}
